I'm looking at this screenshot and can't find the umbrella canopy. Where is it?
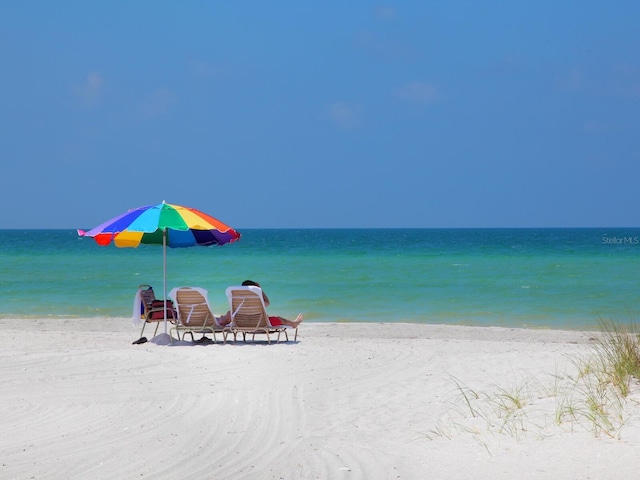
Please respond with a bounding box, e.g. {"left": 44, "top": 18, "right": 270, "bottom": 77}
{"left": 84, "top": 202, "right": 240, "bottom": 248}
{"left": 80, "top": 202, "right": 240, "bottom": 335}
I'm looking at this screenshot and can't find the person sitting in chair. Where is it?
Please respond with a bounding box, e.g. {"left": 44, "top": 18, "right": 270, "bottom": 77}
{"left": 218, "top": 279, "right": 303, "bottom": 327}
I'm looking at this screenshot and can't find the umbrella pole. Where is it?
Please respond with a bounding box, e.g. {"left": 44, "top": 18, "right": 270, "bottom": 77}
{"left": 163, "top": 228, "right": 168, "bottom": 335}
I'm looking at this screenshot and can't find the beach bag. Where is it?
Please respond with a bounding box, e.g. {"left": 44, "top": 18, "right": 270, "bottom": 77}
{"left": 149, "top": 299, "right": 176, "bottom": 320}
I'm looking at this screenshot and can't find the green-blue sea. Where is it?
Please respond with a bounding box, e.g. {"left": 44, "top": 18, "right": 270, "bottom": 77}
{"left": 1, "top": 228, "right": 639, "bottom": 330}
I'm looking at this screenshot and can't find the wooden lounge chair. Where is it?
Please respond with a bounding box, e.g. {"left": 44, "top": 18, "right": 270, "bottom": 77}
{"left": 224, "top": 285, "right": 297, "bottom": 344}
{"left": 137, "top": 284, "right": 176, "bottom": 338}
{"left": 168, "top": 287, "right": 222, "bottom": 343}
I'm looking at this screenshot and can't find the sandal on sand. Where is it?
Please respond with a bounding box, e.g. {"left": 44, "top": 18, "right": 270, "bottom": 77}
{"left": 132, "top": 337, "right": 148, "bottom": 345}
{"left": 196, "top": 336, "right": 213, "bottom": 344}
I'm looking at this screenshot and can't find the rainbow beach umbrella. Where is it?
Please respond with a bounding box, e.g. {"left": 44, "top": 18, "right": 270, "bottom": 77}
{"left": 80, "top": 201, "right": 240, "bottom": 334}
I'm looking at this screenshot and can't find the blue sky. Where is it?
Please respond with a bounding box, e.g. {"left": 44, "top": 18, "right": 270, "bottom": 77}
{"left": 1, "top": 2, "right": 638, "bottom": 228}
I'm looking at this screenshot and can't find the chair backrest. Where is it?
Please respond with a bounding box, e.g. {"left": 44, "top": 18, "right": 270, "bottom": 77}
{"left": 139, "top": 284, "right": 156, "bottom": 314}
{"left": 226, "top": 286, "right": 270, "bottom": 329}
{"left": 174, "top": 287, "right": 215, "bottom": 327}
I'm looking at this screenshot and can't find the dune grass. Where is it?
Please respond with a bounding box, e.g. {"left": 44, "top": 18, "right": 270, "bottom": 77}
{"left": 588, "top": 318, "right": 640, "bottom": 397}
{"left": 427, "top": 318, "right": 640, "bottom": 443}
{"left": 564, "top": 318, "right": 640, "bottom": 437}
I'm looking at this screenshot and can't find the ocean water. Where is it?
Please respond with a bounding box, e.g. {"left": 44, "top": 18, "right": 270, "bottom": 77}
{"left": 1, "top": 228, "right": 639, "bottom": 330}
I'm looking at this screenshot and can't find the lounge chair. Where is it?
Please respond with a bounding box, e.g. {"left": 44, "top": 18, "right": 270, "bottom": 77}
{"left": 135, "top": 284, "right": 176, "bottom": 338}
{"left": 224, "top": 285, "right": 297, "bottom": 344}
{"left": 168, "top": 286, "right": 222, "bottom": 343}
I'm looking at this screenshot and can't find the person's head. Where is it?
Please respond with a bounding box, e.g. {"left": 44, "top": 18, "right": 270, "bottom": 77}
{"left": 242, "top": 279, "right": 260, "bottom": 287}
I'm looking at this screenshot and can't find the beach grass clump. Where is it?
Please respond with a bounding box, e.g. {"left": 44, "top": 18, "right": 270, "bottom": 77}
{"left": 590, "top": 318, "right": 640, "bottom": 397}
{"left": 549, "top": 318, "right": 640, "bottom": 438}
{"left": 558, "top": 318, "right": 640, "bottom": 437}
{"left": 489, "top": 382, "right": 530, "bottom": 439}
{"left": 436, "top": 377, "right": 532, "bottom": 442}
{"left": 563, "top": 364, "right": 625, "bottom": 438}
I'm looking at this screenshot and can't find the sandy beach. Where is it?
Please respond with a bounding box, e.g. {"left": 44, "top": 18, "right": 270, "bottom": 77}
{"left": 1, "top": 318, "right": 639, "bottom": 479}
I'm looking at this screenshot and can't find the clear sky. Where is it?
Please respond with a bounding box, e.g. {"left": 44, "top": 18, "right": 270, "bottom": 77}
{"left": 1, "top": 2, "right": 638, "bottom": 229}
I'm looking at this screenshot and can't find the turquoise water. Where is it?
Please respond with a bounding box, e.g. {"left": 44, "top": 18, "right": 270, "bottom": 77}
{"left": 1, "top": 228, "right": 639, "bottom": 330}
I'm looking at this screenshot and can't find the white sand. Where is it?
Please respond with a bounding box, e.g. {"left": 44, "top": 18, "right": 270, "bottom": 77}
{"left": 1, "top": 318, "right": 639, "bottom": 479}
